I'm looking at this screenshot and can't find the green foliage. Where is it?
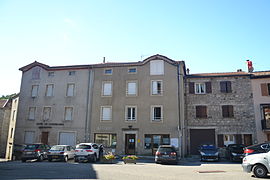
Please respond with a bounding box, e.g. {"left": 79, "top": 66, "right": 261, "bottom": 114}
{"left": 122, "top": 155, "right": 138, "bottom": 160}
{"left": 0, "top": 93, "right": 18, "bottom": 100}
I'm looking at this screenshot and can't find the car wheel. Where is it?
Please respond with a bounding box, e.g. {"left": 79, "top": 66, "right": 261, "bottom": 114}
{"left": 21, "top": 159, "right": 26, "bottom": 163}
{"left": 92, "top": 154, "right": 97, "bottom": 162}
{"left": 74, "top": 157, "right": 79, "bottom": 162}
{"left": 253, "top": 164, "right": 268, "bottom": 178}
{"left": 48, "top": 157, "right": 52, "bottom": 162}
{"left": 64, "top": 156, "right": 68, "bottom": 162}
{"left": 38, "top": 155, "right": 44, "bottom": 162}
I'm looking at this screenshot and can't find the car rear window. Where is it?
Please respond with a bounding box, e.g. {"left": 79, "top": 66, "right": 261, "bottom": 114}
{"left": 25, "top": 144, "right": 39, "bottom": 150}
{"left": 76, "top": 144, "right": 91, "bottom": 149}
{"left": 158, "top": 147, "right": 175, "bottom": 153}
{"left": 51, "top": 146, "right": 65, "bottom": 151}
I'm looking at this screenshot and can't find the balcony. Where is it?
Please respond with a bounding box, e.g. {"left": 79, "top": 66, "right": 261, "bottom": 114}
{"left": 261, "top": 120, "right": 270, "bottom": 130}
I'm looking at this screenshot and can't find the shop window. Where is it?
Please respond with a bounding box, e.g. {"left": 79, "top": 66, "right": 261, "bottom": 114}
{"left": 94, "top": 134, "right": 116, "bottom": 148}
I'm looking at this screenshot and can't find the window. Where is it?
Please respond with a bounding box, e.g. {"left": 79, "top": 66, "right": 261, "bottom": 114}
{"left": 101, "top": 106, "right": 112, "bottom": 121}
{"left": 12, "top": 110, "right": 16, "bottom": 121}
{"left": 261, "top": 83, "right": 270, "bottom": 96}
{"left": 220, "top": 81, "right": 232, "bottom": 93}
{"left": 151, "top": 80, "right": 163, "bottom": 95}
{"left": 68, "top": 71, "right": 76, "bottom": 76}
{"left": 126, "top": 81, "right": 137, "bottom": 96}
{"left": 24, "top": 131, "right": 35, "bottom": 144}
{"left": 151, "top": 106, "right": 163, "bottom": 122}
{"left": 28, "top": 107, "right": 36, "bottom": 120}
{"left": 66, "top": 83, "right": 75, "bottom": 97}
{"left": 262, "top": 105, "right": 270, "bottom": 120}
{"left": 31, "top": 85, "right": 39, "bottom": 97}
{"left": 222, "top": 105, "right": 234, "bottom": 118}
{"left": 125, "top": 106, "right": 137, "bottom": 121}
{"left": 64, "top": 107, "right": 73, "bottom": 121}
{"left": 32, "top": 67, "right": 41, "bottom": 79}
{"left": 150, "top": 60, "right": 164, "bottom": 75}
{"left": 128, "top": 68, "right": 137, "bottom": 74}
{"left": 43, "top": 107, "right": 51, "bottom": 121}
{"left": 224, "top": 135, "right": 235, "bottom": 146}
{"left": 48, "top": 72, "right": 54, "bottom": 77}
{"left": 102, "top": 82, "right": 112, "bottom": 96}
{"left": 195, "top": 83, "right": 205, "bottom": 94}
{"left": 104, "top": 69, "right": 112, "bottom": 75}
{"left": 144, "top": 134, "right": 170, "bottom": 149}
{"left": 45, "top": 84, "right": 54, "bottom": 97}
{"left": 10, "top": 128, "right": 14, "bottom": 138}
{"left": 94, "top": 134, "right": 117, "bottom": 148}
{"left": 196, "top": 106, "right": 207, "bottom": 118}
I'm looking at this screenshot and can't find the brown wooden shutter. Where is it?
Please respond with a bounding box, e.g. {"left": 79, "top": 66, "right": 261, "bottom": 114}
{"left": 227, "top": 81, "right": 232, "bottom": 93}
{"left": 220, "top": 81, "right": 226, "bottom": 92}
{"left": 205, "top": 82, "right": 212, "bottom": 93}
{"left": 222, "top": 106, "right": 227, "bottom": 117}
{"left": 261, "top": 83, "right": 268, "bottom": 96}
{"left": 189, "top": 82, "right": 195, "bottom": 94}
{"left": 235, "top": 134, "right": 242, "bottom": 144}
{"left": 229, "top": 105, "right": 234, "bottom": 117}
{"left": 217, "top": 134, "right": 224, "bottom": 147}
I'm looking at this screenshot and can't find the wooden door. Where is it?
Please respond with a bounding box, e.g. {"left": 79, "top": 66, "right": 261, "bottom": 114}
{"left": 125, "top": 134, "right": 136, "bottom": 155}
{"left": 41, "top": 132, "right": 49, "bottom": 144}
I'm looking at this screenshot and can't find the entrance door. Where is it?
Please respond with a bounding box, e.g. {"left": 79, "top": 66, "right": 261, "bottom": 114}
{"left": 125, "top": 134, "right": 135, "bottom": 155}
{"left": 190, "top": 129, "right": 215, "bottom": 155}
{"left": 41, "top": 132, "right": 49, "bottom": 144}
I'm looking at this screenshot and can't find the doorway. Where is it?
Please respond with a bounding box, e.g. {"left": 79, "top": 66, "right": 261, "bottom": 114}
{"left": 125, "top": 134, "right": 136, "bottom": 155}
{"left": 41, "top": 132, "right": 49, "bottom": 144}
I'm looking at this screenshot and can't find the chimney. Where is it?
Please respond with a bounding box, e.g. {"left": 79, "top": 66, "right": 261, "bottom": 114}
{"left": 186, "top": 68, "right": 190, "bottom": 75}
{"left": 246, "top": 60, "right": 254, "bottom": 73}
{"left": 103, "top": 57, "right": 106, "bottom": 63}
{"left": 237, "top": 69, "right": 242, "bottom": 72}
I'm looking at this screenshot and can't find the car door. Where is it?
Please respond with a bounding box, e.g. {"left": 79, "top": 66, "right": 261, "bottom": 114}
{"left": 92, "top": 144, "right": 99, "bottom": 157}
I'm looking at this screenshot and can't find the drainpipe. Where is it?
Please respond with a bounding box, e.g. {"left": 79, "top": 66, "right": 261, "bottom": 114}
{"left": 85, "top": 67, "right": 93, "bottom": 142}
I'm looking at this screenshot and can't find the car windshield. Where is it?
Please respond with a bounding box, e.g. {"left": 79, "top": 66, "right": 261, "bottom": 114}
{"left": 76, "top": 144, "right": 91, "bottom": 149}
{"left": 158, "top": 147, "right": 175, "bottom": 153}
{"left": 200, "top": 145, "right": 216, "bottom": 150}
{"left": 51, "top": 146, "right": 65, "bottom": 151}
{"left": 229, "top": 144, "right": 245, "bottom": 149}
{"left": 25, "top": 144, "right": 39, "bottom": 150}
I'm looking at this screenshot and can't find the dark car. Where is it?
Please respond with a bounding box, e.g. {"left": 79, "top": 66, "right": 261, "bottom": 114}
{"left": 12, "top": 144, "right": 26, "bottom": 160}
{"left": 226, "top": 144, "right": 245, "bottom": 161}
{"left": 21, "top": 143, "right": 50, "bottom": 162}
{"left": 244, "top": 142, "right": 270, "bottom": 156}
{"left": 155, "top": 145, "right": 178, "bottom": 164}
{"left": 199, "top": 144, "right": 219, "bottom": 161}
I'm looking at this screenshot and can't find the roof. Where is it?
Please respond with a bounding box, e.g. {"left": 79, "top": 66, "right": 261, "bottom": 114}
{"left": 187, "top": 71, "right": 250, "bottom": 78}
{"left": 19, "top": 54, "right": 184, "bottom": 72}
{"left": 0, "top": 99, "right": 9, "bottom": 108}
{"left": 251, "top": 71, "right": 270, "bottom": 79}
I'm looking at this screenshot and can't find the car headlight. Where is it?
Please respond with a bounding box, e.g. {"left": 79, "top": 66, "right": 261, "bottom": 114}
{"left": 231, "top": 153, "right": 237, "bottom": 156}
{"left": 200, "top": 152, "right": 206, "bottom": 155}
{"left": 214, "top": 152, "right": 219, "bottom": 156}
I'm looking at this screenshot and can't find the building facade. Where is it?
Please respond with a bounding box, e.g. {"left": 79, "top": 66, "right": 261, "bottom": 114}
{"left": 185, "top": 72, "right": 256, "bottom": 155}
{"left": 251, "top": 71, "right": 270, "bottom": 143}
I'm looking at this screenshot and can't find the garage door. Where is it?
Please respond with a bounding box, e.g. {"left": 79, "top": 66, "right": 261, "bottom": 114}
{"left": 190, "top": 129, "right": 215, "bottom": 155}
{"left": 59, "top": 132, "right": 76, "bottom": 146}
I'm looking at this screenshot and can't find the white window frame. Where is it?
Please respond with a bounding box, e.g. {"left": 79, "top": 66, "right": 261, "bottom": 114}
{"left": 102, "top": 81, "right": 112, "bottom": 96}
{"left": 28, "top": 107, "right": 36, "bottom": 120}
{"left": 68, "top": 71, "right": 76, "bottom": 76}
{"left": 224, "top": 134, "right": 235, "bottom": 146}
{"left": 31, "top": 85, "right": 39, "bottom": 97}
{"left": 126, "top": 81, "right": 137, "bottom": 96}
{"left": 125, "top": 106, "right": 137, "bottom": 121}
{"left": 151, "top": 105, "right": 163, "bottom": 122}
{"left": 104, "top": 68, "right": 113, "bottom": 75}
{"left": 64, "top": 107, "right": 73, "bottom": 121}
{"left": 66, "top": 83, "right": 75, "bottom": 97}
{"left": 45, "top": 84, "right": 54, "bottom": 97}
{"left": 43, "top": 107, "right": 51, "bottom": 121}
{"left": 150, "top": 60, "right": 164, "bottom": 75}
{"left": 151, "top": 80, "right": 163, "bottom": 95}
{"left": 195, "top": 83, "right": 206, "bottom": 94}
{"left": 128, "top": 67, "right": 137, "bottom": 74}
{"left": 100, "top": 106, "right": 112, "bottom": 121}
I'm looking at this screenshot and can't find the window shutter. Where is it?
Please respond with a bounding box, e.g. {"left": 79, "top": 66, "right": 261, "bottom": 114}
{"left": 202, "top": 106, "right": 207, "bottom": 118}
{"left": 104, "top": 83, "right": 112, "bottom": 96}
{"left": 222, "top": 106, "right": 227, "bottom": 117}
{"left": 220, "top": 82, "right": 226, "bottom": 92}
{"left": 235, "top": 134, "right": 242, "bottom": 144}
{"left": 229, "top": 105, "right": 234, "bottom": 117}
{"left": 227, "top": 81, "right": 232, "bottom": 93}
{"left": 189, "top": 82, "right": 195, "bottom": 94}
{"left": 217, "top": 134, "right": 224, "bottom": 147}
{"left": 205, "top": 82, "right": 212, "bottom": 93}
{"left": 261, "top": 83, "right": 268, "bottom": 96}
{"left": 128, "top": 82, "right": 136, "bottom": 95}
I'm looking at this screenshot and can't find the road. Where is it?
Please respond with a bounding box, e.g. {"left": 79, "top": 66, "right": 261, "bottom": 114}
{"left": 0, "top": 159, "right": 261, "bottom": 180}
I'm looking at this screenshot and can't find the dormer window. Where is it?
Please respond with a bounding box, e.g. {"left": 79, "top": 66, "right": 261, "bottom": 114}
{"left": 69, "top": 71, "right": 76, "bottom": 76}
{"left": 104, "top": 69, "right": 112, "bottom": 75}
{"left": 128, "top": 68, "right": 137, "bottom": 74}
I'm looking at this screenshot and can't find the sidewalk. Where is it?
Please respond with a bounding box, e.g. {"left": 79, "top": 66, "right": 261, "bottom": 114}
{"left": 0, "top": 158, "right": 8, "bottom": 162}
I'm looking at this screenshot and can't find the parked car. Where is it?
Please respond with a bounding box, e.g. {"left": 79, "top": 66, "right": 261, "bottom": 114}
{"left": 47, "top": 145, "right": 75, "bottom": 162}
{"left": 21, "top": 143, "right": 50, "bottom": 162}
{"left": 12, "top": 144, "right": 26, "bottom": 160}
{"left": 242, "top": 149, "right": 270, "bottom": 178}
{"left": 74, "top": 143, "right": 102, "bottom": 162}
{"left": 199, "top": 144, "right": 219, "bottom": 161}
{"left": 226, "top": 144, "right": 245, "bottom": 161}
{"left": 155, "top": 145, "right": 178, "bottom": 164}
{"left": 244, "top": 142, "right": 270, "bottom": 156}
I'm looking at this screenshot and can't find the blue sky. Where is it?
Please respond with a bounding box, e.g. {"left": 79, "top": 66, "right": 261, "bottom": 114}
{"left": 0, "top": 0, "right": 270, "bottom": 96}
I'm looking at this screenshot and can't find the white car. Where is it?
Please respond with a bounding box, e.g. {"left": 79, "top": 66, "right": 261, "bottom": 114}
{"left": 242, "top": 149, "right": 270, "bottom": 178}
{"left": 74, "top": 143, "right": 102, "bottom": 162}
{"left": 47, "top": 145, "right": 75, "bottom": 162}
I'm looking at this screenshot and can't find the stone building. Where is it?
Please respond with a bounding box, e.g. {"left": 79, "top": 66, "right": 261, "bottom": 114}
{"left": 251, "top": 71, "right": 270, "bottom": 143}
{"left": 185, "top": 72, "right": 256, "bottom": 155}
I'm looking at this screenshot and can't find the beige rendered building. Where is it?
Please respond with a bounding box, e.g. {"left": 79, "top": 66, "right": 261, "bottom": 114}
{"left": 251, "top": 71, "right": 270, "bottom": 143}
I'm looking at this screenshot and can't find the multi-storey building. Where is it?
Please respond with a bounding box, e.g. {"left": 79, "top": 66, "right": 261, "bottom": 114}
{"left": 251, "top": 71, "right": 270, "bottom": 142}
{"left": 14, "top": 55, "right": 186, "bottom": 156}
{"left": 185, "top": 71, "right": 256, "bottom": 155}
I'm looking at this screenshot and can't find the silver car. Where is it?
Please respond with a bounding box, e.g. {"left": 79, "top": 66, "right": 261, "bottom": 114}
{"left": 47, "top": 145, "right": 75, "bottom": 162}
